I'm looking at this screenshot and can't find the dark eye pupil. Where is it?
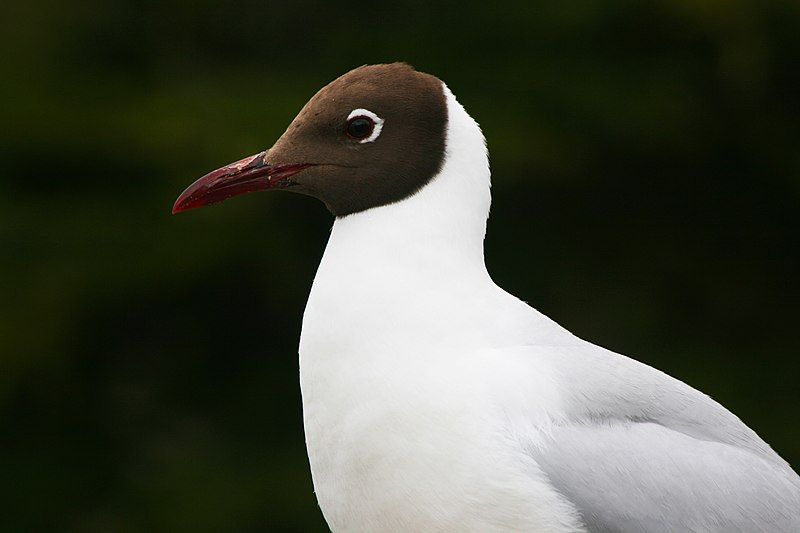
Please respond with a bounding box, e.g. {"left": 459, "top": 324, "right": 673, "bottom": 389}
{"left": 347, "top": 117, "right": 374, "bottom": 139}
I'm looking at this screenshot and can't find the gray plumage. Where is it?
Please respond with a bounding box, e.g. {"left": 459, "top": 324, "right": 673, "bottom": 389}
{"left": 526, "top": 342, "right": 800, "bottom": 532}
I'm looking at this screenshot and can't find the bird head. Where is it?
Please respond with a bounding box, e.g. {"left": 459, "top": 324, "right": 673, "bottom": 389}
{"left": 172, "top": 63, "right": 448, "bottom": 217}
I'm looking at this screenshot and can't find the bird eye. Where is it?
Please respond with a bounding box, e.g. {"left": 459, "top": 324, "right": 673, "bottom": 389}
{"left": 345, "top": 108, "right": 384, "bottom": 143}
{"left": 347, "top": 116, "right": 375, "bottom": 139}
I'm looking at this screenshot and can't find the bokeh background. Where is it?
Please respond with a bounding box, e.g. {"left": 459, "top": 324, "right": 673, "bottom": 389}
{"left": 2, "top": 0, "right": 799, "bottom": 531}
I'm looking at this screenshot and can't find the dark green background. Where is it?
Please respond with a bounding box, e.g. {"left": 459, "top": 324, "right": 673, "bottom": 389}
{"left": 2, "top": 1, "right": 798, "bottom": 531}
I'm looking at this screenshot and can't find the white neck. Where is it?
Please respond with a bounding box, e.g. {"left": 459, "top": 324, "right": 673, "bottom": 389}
{"left": 326, "top": 85, "right": 491, "bottom": 279}
{"left": 298, "top": 86, "right": 542, "bottom": 360}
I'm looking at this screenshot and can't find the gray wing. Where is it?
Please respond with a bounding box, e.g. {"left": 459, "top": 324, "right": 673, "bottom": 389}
{"left": 517, "top": 340, "right": 800, "bottom": 532}
{"left": 531, "top": 420, "right": 800, "bottom": 532}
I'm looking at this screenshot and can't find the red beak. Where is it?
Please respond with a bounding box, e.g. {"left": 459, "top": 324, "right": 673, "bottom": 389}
{"left": 172, "top": 151, "right": 313, "bottom": 214}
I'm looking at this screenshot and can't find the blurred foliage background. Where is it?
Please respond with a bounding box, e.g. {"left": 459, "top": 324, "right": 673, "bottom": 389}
{"left": 2, "top": 0, "right": 799, "bottom": 531}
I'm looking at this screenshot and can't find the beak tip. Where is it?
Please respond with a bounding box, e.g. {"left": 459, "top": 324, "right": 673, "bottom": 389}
{"left": 171, "top": 197, "right": 189, "bottom": 215}
{"left": 172, "top": 187, "right": 206, "bottom": 215}
{"left": 172, "top": 192, "right": 202, "bottom": 214}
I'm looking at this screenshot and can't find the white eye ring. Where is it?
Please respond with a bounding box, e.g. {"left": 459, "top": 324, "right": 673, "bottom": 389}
{"left": 347, "top": 108, "right": 384, "bottom": 143}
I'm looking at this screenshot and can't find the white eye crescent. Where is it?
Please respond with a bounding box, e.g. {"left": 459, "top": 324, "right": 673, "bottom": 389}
{"left": 346, "top": 108, "right": 384, "bottom": 143}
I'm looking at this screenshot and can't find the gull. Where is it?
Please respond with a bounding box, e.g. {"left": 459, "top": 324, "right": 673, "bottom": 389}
{"left": 173, "top": 63, "right": 800, "bottom": 532}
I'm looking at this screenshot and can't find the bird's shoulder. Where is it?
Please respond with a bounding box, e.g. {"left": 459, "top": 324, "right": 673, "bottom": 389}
{"left": 505, "top": 335, "right": 783, "bottom": 466}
